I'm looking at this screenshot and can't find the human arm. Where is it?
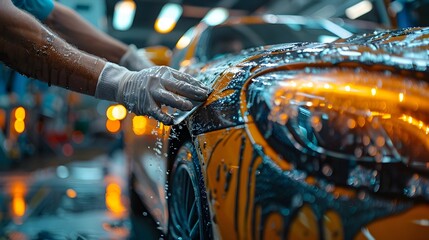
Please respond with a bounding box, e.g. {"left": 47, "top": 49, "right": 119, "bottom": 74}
{"left": 44, "top": 2, "right": 127, "bottom": 64}
{"left": 0, "top": 0, "right": 210, "bottom": 124}
{"left": 44, "top": 1, "right": 153, "bottom": 70}
{"left": 0, "top": 0, "right": 104, "bottom": 95}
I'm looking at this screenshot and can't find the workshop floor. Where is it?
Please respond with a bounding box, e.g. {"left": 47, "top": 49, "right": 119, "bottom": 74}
{"left": 0, "top": 148, "right": 163, "bottom": 240}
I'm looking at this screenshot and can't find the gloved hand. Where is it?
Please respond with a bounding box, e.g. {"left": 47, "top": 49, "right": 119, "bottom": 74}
{"left": 95, "top": 62, "right": 210, "bottom": 125}
{"left": 119, "top": 44, "right": 154, "bottom": 71}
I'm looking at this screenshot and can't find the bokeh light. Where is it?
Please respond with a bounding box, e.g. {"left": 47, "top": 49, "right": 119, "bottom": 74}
{"left": 105, "top": 183, "right": 126, "bottom": 215}
{"left": 14, "top": 107, "right": 25, "bottom": 120}
{"left": 106, "top": 105, "right": 116, "bottom": 120}
{"left": 112, "top": 105, "right": 127, "bottom": 120}
{"left": 14, "top": 120, "right": 25, "bottom": 133}
{"left": 132, "top": 116, "right": 147, "bottom": 135}
{"left": 106, "top": 119, "right": 121, "bottom": 133}
{"left": 66, "top": 189, "right": 77, "bottom": 198}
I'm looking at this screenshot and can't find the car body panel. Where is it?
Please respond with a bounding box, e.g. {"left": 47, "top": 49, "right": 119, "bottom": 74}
{"left": 126, "top": 14, "right": 429, "bottom": 239}
{"left": 192, "top": 27, "right": 429, "bottom": 239}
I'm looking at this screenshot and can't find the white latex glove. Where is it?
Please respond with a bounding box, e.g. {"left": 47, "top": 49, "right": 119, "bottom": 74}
{"left": 119, "top": 44, "right": 155, "bottom": 71}
{"left": 95, "top": 62, "right": 210, "bottom": 125}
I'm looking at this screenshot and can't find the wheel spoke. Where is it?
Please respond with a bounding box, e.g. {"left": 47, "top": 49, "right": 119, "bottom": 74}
{"left": 180, "top": 172, "right": 188, "bottom": 225}
{"left": 185, "top": 175, "right": 191, "bottom": 213}
{"left": 188, "top": 199, "right": 197, "bottom": 226}
{"left": 169, "top": 144, "right": 210, "bottom": 239}
{"left": 172, "top": 214, "right": 186, "bottom": 237}
{"left": 190, "top": 218, "right": 200, "bottom": 239}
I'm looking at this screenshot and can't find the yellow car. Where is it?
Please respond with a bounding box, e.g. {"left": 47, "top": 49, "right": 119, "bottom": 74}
{"left": 124, "top": 15, "right": 429, "bottom": 240}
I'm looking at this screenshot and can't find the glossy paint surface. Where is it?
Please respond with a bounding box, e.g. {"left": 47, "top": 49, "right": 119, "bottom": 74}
{"left": 126, "top": 16, "right": 429, "bottom": 239}
{"left": 190, "top": 27, "right": 429, "bottom": 239}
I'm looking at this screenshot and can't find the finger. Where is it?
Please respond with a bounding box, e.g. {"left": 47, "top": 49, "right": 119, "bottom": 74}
{"left": 150, "top": 107, "right": 174, "bottom": 125}
{"left": 171, "top": 70, "right": 209, "bottom": 90}
{"left": 153, "top": 88, "right": 193, "bottom": 111}
{"left": 162, "top": 79, "right": 210, "bottom": 101}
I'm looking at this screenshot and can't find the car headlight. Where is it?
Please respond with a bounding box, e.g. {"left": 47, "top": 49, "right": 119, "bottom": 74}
{"left": 247, "top": 67, "right": 429, "bottom": 199}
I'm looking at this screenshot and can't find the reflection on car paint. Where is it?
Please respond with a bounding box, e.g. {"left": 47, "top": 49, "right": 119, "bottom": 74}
{"left": 128, "top": 21, "right": 429, "bottom": 240}
{"left": 195, "top": 123, "right": 418, "bottom": 239}
{"left": 190, "top": 28, "right": 429, "bottom": 136}
{"left": 184, "top": 27, "right": 429, "bottom": 239}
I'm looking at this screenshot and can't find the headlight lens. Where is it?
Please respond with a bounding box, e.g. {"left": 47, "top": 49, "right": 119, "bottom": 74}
{"left": 247, "top": 68, "right": 429, "bottom": 198}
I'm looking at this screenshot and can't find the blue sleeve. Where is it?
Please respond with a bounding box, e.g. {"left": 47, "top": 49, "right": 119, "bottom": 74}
{"left": 12, "top": 0, "right": 55, "bottom": 21}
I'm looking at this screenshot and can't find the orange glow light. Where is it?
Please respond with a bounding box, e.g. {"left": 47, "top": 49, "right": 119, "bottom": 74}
{"left": 10, "top": 181, "right": 27, "bottom": 218}
{"left": 155, "top": 18, "right": 177, "bottom": 34}
{"left": 14, "top": 120, "right": 25, "bottom": 133}
{"left": 0, "top": 109, "right": 5, "bottom": 129}
{"left": 154, "top": 3, "right": 182, "bottom": 34}
{"left": 158, "top": 122, "right": 164, "bottom": 135}
{"left": 157, "top": 122, "right": 171, "bottom": 135}
{"left": 10, "top": 181, "right": 26, "bottom": 196}
{"left": 132, "top": 116, "right": 147, "bottom": 135}
{"left": 106, "top": 105, "right": 116, "bottom": 120}
{"left": 14, "top": 107, "right": 26, "bottom": 120}
{"left": 12, "top": 196, "right": 26, "bottom": 217}
{"left": 345, "top": 85, "right": 351, "bottom": 92}
{"left": 106, "top": 119, "right": 121, "bottom": 133}
{"left": 105, "top": 183, "right": 126, "bottom": 215}
{"left": 66, "top": 189, "right": 77, "bottom": 198}
{"left": 176, "top": 35, "right": 191, "bottom": 49}
{"left": 399, "top": 92, "right": 404, "bottom": 102}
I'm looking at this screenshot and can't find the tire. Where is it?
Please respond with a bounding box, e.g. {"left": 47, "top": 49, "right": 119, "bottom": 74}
{"left": 168, "top": 142, "right": 212, "bottom": 239}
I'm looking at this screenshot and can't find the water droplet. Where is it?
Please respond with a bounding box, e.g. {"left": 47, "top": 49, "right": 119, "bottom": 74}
{"left": 291, "top": 194, "right": 303, "bottom": 208}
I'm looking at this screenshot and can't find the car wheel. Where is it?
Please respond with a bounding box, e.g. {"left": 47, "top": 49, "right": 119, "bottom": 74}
{"left": 168, "top": 142, "right": 212, "bottom": 239}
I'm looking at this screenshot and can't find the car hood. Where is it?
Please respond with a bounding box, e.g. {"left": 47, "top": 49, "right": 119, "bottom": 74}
{"left": 187, "top": 27, "right": 429, "bottom": 137}
{"left": 244, "top": 27, "right": 429, "bottom": 199}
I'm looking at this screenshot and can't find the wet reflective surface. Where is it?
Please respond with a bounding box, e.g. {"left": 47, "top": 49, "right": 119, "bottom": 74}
{"left": 0, "top": 150, "right": 161, "bottom": 240}
{"left": 118, "top": 24, "right": 429, "bottom": 239}
{"left": 170, "top": 26, "right": 429, "bottom": 239}
{"left": 245, "top": 28, "right": 429, "bottom": 200}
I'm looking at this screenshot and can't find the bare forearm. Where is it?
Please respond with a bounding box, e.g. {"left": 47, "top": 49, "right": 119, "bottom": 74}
{"left": 45, "top": 2, "right": 128, "bottom": 64}
{"left": 0, "top": 0, "right": 105, "bottom": 96}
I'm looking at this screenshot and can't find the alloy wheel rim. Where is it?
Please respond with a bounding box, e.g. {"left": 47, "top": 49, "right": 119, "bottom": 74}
{"left": 171, "top": 164, "right": 200, "bottom": 239}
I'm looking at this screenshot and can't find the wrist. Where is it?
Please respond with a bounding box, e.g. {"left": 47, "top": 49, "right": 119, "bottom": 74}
{"left": 95, "top": 62, "right": 128, "bottom": 102}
